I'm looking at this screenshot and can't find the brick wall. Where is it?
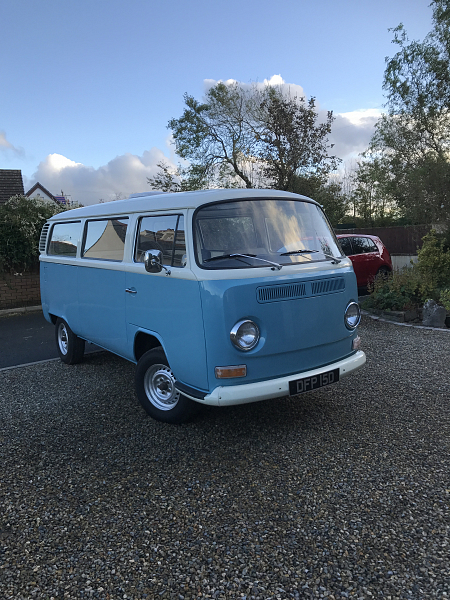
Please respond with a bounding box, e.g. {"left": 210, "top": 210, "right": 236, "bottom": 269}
{"left": 0, "top": 268, "right": 41, "bottom": 310}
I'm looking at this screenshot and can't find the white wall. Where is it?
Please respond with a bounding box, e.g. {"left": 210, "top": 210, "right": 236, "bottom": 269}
{"left": 392, "top": 255, "right": 418, "bottom": 270}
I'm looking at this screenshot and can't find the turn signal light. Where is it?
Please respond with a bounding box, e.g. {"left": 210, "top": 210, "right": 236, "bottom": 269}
{"left": 352, "top": 336, "right": 361, "bottom": 350}
{"left": 215, "top": 365, "right": 247, "bottom": 379}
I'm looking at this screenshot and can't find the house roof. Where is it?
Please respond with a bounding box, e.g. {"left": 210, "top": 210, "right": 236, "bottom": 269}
{"left": 25, "top": 182, "right": 60, "bottom": 204}
{"left": 0, "top": 170, "right": 24, "bottom": 206}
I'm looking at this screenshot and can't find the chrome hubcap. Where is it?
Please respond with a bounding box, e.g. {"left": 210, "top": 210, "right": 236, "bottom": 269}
{"left": 144, "top": 364, "right": 180, "bottom": 411}
{"left": 58, "top": 323, "right": 69, "bottom": 355}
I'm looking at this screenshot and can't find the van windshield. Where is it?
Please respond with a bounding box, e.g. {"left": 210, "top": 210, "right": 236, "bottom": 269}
{"left": 194, "top": 198, "right": 342, "bottom": 269}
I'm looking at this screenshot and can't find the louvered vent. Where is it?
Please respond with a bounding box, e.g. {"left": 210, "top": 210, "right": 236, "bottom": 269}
{"left": 311, "top": 277, "right": 345, "bottom": 295}
{"left": 39, "top": 223, "right": 50, "bottom": 253}
{"left": 257, "top": 282, "right": 307, "bottom": 303}
{"left": 257, "top": 277, "right": 345, "bottom": 303}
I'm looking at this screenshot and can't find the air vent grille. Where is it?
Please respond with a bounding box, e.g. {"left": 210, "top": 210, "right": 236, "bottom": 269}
{"left": 39, "top": 223, "right": 50, "bottom": 253}
{"left": 311, "top": 277, "right": 345, "bottom": 295}
{"left": 257, "top": 282, "right": 307, "bottom": 303}
{"left": 257, "top": 277, "right": 345, "bottom": 303}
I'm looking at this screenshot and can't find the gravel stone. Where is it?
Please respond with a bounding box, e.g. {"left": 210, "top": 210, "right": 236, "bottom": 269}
{"left": 0, "top": 316, "right": 449, "bottom": 599}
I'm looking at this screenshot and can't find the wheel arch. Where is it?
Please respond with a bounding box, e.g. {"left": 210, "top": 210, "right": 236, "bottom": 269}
{"left": 134, "top": 331, "right": 164, "bottom": 362}
{"left": 49, "top": 312, "right": 60, "bottom": 325}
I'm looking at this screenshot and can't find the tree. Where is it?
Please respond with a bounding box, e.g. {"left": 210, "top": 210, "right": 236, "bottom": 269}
{"left": 0, "top": 195, "right": 65, "bottom": 272}
{"left": 368, "top": 0, "right": 450, "bottom": 224}
{"left": 162, "top": 81, "right": 340, "bottom": 192}
{"left": 148, "top": 161, "right": 210, "bottom": 192}
{"left": 350, "top": 154, "right": 399, "bottom": 226}
{"left": 289, "top": 173, "right": 349, "bottom": 226}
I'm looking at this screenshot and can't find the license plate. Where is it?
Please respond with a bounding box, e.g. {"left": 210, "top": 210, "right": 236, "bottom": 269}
{"left": 289, "top": 368, "right": 339, "bottom": 396}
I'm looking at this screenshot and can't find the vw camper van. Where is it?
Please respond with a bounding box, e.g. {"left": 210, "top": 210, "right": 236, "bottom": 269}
{"left": 39, "top": 189, "right": 365, "bottom": 423}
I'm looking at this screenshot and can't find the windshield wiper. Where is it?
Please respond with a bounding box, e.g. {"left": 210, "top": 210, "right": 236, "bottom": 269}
{"left": 204, "top": 253, "right": 282, "bottom": 270}
{"left": 279, "top": 249, "right": 341, "bottom": 264}
{"left": 280, "top": 249, "right": 319, "bottom": 256}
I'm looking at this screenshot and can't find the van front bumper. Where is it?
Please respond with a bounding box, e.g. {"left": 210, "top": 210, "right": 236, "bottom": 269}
{"left": 194, "top": 350, "right": 366, "bottom": 407}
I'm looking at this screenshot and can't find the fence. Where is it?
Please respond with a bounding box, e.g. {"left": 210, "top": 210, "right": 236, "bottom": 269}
{"left": 335, "top": 225, "right": 432, "bottom": 255}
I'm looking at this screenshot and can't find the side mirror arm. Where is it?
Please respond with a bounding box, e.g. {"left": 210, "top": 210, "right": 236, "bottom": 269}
{"left": 143, "top": 250, "right": 171, "bottom": 276}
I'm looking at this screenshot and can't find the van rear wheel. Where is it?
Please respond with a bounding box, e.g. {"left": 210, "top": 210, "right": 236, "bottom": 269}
{"left": 55, "top": 318, "right": 85, "bottom": 365}
{"left": 135, "top": 348, "right": 199, "bottom": 423}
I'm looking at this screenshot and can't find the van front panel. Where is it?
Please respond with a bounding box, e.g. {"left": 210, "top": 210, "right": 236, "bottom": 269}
{"left": 125, "top": 270, "right": 208, "bottom": 392}
{"left": 200, "top": 268, "right": 359, "bottom": 389}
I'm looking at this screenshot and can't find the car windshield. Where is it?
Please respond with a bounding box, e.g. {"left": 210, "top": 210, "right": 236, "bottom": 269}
{"left": 194, "top": 198, "right": 342, "bottom": 269}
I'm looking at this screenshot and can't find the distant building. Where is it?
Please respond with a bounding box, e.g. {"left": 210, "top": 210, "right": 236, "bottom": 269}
{"left": 25, "top": 182, "right": 71, "bottom": 206}
{"left": 0, "top": 169, "right": 24, "bottom": 206}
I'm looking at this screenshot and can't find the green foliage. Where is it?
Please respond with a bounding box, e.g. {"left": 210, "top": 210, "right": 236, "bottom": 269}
{"left": 440, "top": 288, "right": 450, "bottom": 311}
{"left": 147, "top": 161, "right": 208, "bottom": 192}
{"left": 0, "top": 195, "right": 65, "bottom": 272}
{"left": 289, "top": 173, "right": 349, "bottom": 226}
{"left": 363, "top": 269, "right": 424, "bottom": 311}
{"left": 365, "top": 1, "right": 450, "bottom": 225}
{"left": 364, "top": 228, "right": 450, "bottom": 311}
{"left": 350, "top": 155, "right": 400, "bottom": 226}
{"left": 416, "top": 229, "right": 450, "bottom": 292}
{"left": 165, "top": 81, "right": 340, "bottom": 191}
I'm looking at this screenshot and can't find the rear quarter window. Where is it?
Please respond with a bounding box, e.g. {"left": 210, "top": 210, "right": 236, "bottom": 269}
{"left": 82, "top": 218, "right": 128, "bottom": 261}
{"left": 48, "top": 222, "right": 81, "bottom": 256}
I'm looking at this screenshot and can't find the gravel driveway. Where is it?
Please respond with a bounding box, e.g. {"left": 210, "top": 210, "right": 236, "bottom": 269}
{"left": 1, "top": 316, "right": 449, "bottom": 600}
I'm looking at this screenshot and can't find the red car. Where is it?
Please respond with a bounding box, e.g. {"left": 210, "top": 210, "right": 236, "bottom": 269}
{"left": 336, "top": 234, "right": 393, "bottom": 288}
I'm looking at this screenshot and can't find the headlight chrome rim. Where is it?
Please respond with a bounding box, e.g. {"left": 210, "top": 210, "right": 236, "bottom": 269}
{"left": 230, "top": 319, "right": 260, "bottom": 352}
{"left": 344, "top": 301, "right": 361, "bottom": 330}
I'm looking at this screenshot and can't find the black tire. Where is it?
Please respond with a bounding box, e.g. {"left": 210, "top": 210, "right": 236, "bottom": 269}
{"left": 135, "top": 347, "right": 200, "bottom": 424}
{"left": 55, "top": 318, "right": 85, "bottom": 365}
{"left": 375, "top": 266, "right": 391, "bottom": 281}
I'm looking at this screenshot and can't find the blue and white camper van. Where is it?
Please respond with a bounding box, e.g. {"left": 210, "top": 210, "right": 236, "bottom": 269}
{"left": 39, "top": 189, "right": 365, "bottom": 423}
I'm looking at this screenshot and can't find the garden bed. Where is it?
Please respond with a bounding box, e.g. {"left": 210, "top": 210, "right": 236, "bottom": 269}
{"left": 362, "top": 305, "right": 450, "bottom": 328}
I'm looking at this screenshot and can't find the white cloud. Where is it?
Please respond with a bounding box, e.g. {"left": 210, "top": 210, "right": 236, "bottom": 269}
{"left": 0, "top": 131, "right": 24, "bottom": 156}
{"left": 330, "top": 109, "right": 382, "bottom": 160}
{"left": 0, "top": 131, "right": 12, "bottom": 148}
{"left": 204, "top": 75, "right": 306, "bottom": 100}
{"left": 26, "top": 148, "right": 174, "bottom": 206}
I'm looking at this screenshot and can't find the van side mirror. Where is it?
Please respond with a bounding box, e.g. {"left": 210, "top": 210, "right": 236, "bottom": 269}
{"left": 144, "top": 250, "right": 171, "bottom": 275}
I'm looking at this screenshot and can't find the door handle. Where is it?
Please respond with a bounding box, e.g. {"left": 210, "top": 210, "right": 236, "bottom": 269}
{"left": 125, "top": 288, "right": 137, "bottom": 294}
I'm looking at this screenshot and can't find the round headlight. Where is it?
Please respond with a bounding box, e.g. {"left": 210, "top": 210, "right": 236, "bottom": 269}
{"left": 344, "top": 301, "right": 361, "bottom": 329}
{"left": 230, "top": 319, "right": 260, "bottom": 351}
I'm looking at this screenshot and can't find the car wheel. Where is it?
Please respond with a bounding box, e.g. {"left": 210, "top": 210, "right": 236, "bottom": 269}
{"left": 375, "top": 266, "right": 391, "bottom": 281}
{"left": 135, "top": 348, "right": 200, "bottom": 424}
{"left": 55, "top": 318, "right": 85, "bottom": 365}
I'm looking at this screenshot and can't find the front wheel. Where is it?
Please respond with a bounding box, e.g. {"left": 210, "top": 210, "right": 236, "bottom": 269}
{"left": 55, "top": 318, "right": 85, "bottom": 365}
{"left": 135, "top": 348, "right": 200, "bottom": 423}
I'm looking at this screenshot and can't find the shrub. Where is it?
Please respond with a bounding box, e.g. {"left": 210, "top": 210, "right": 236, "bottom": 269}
{"left": 440, "top": 289, "right": 450, "bottom": 312}
{"left": 416, "top": 230, "right": 450, "bottom": 295}
{"left": 363, "top": 228, "right": 450, "bottom": 312}
{"left": 363, "top": 268, "right": 424, "bottom": 311}
{"left": 0, "top": 195, "right": 65, "bottom": 272}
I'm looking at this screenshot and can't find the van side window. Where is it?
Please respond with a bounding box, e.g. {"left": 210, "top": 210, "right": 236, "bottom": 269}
{"left": 135, "top": 215, "right": 186, "bottom": 268}
{"left": 82, "top": 218, "right": 128, "bottom": 261}
{"left": 48, "top": 222, "right": 81, "bottom": 256}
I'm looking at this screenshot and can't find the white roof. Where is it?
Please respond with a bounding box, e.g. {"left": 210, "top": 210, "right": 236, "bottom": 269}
{"left": 47, "top": 188, "right": 317, "bottom": 221}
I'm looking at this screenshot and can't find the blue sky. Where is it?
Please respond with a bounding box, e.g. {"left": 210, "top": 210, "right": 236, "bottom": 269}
{"left": 1, "top": 0, "right": 433, "bottom": 204}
